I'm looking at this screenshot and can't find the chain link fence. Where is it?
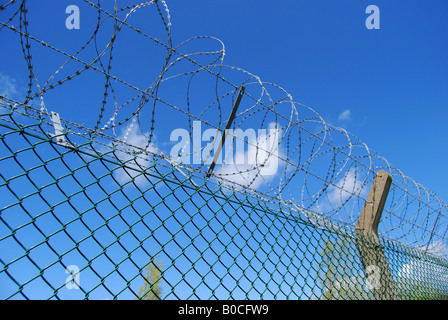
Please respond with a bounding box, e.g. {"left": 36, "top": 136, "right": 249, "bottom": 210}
{"left": 1, "top": 99, "right": 447, "bottom": 300}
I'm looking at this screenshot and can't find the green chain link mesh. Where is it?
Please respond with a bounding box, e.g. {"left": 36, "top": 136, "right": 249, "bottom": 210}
{"left": 1, "top": 99, "right": 447, "bottom": 300}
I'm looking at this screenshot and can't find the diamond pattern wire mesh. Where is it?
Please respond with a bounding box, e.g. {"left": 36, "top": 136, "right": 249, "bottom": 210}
{"left": 1, "top": 100, "right": 447, "bottom": 300}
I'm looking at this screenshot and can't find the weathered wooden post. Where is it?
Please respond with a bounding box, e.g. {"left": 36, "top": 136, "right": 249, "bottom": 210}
{"left": 355, "top": 170, "right": 399, "bottom": 300}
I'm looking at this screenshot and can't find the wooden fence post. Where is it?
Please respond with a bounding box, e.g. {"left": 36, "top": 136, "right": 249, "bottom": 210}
{"left": 355, "top": 170, "right": 399, "bottom": 300}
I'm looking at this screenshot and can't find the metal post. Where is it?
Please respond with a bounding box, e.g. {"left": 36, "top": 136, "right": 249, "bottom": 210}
{"left": 206, "top": 86, "right": 245, "bottom": 178}
{"left": 355, "top": 170, "right": 399, "bottom": 300}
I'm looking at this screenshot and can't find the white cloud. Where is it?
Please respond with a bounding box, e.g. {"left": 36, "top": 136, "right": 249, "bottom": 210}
{"left": 338, "top": 109, "right": 351, "bottom": 123}
{"left": 398, "top": 242, "right": 448, "bottom": 293}
{"left": 214, "top": 123, "right": 283, "bottom": 190}
{"left": 417, "top": 240, "right": 448, "bottom": 258}
{"left": 0, "top": 72, "right": 18, "bottom": 98}
{"left": 113, "top": 124, "right": 157, "bottom": 187}
{"left": 311, "top": 167, "right": 369, "bottom": 221}
{"left": 326, "top": 168, "right": 367, "bottom": 206}
{"left": 398, "top": 261, "right": 422, "bottom": 281}
{"left": 398, "top": 256, "right": 448, "bottom": 286}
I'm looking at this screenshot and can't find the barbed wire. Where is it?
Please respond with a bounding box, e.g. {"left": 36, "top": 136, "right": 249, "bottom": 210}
{"left": 1, "top": 0, "right": 446, "bottom": 257}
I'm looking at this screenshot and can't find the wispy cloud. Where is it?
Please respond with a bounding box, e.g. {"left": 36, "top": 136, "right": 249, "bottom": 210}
{"left": 398, "top": 250, "right": 448, "bottom": 285}
{"left": 315, "top": 167, "right": 368, "bottom": 214}
{"left": 113, "top": 124, "right": 157, "bottom": 187}
{"left": 338, "top": 109, "right": 351, "bottom": 123}
{"left": 0, "top": 72, "right": 18, "bottom": 98}
{"left": 215, "top": 123, "right": 283, "bottom": 191}
{"left": 417, "top": 240, "right": 448, "bottom": 257}
{"left": 327, "top": 168, "right": 367, "bottom": 204}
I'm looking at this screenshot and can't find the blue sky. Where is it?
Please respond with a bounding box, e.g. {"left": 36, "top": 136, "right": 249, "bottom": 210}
{"left": 1, "top": 0, "right": 448, "bottom": 299}
{"left": 164, "top": 0, "right": 448, "bottom": 199}
{"left": 1, "top": 0, "right": 447, "bottom": 200}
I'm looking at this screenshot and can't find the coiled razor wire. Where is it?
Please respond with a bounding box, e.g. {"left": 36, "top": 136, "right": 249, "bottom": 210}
{"left": 1, "top": 98, "right": 447, "bottom": 300}
{"left": 0, "top": 0, "right": 447, "bottom": 275}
